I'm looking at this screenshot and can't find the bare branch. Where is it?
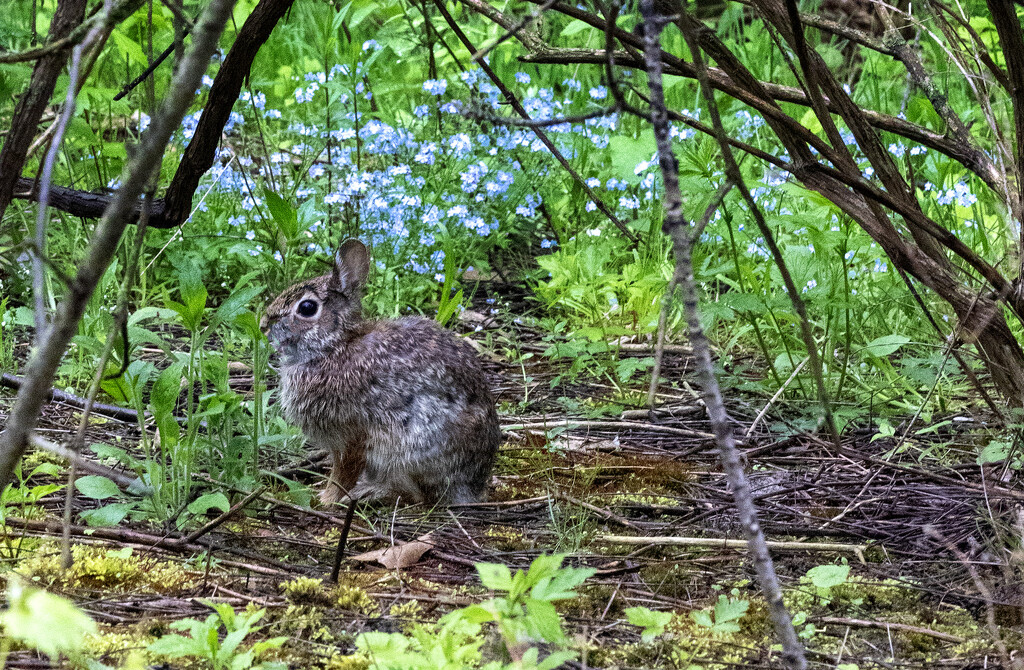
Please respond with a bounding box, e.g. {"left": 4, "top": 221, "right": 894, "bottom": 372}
{"left": 449, "top": 0, "right": 640, "bottom": 244}
{"left": 639, "top": 1, "right": 807, "bottom": 666}
{"left": 0, "top": 0, "right": 89, "bottom": 223}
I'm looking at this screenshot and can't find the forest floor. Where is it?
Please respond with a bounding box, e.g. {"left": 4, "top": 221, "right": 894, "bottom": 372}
{"left": 0, "top": 291, "right": 1021, "bottom": 669}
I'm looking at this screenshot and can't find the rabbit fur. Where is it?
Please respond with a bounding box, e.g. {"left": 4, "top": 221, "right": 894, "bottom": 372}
{"left": 261, "top": 239, "right": 500, "bottom": 506}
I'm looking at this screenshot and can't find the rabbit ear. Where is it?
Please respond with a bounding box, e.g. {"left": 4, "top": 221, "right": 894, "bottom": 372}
{"left": 332, "top": 239, "right": 370, "bottom": 291}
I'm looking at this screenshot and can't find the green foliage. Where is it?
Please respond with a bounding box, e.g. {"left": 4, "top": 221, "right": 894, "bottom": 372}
{"left": 147, "top": 600, "right": 287, "bottom": 670}
{"left": 625, "top": 606, "right": 673, "bottom": 643}
{"left": 0, "top": 576, "right": 97, "bottom": 663}
{"left": 436, "top": 249, "right": 465, "bottom": 327}
{"left": 0, "top": 460, "right": 64, "bottom": 525}
{"left": 690, "top": 595, "right": 750, "bottom": 635}
{"left": 349, "top": 554, "right": 595, "bottom": 669}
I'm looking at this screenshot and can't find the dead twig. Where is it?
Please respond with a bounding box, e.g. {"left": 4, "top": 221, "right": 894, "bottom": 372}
{"left": 642, "top": 2, "right": 807, "bottom": 666}
{"left": 812, "top": 616, "right": 965, "bottom": 644}
{"left": 598, "top": 534, "right": 867, "bottom": 560}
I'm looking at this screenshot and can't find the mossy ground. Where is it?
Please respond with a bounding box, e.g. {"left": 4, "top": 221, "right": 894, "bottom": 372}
{"left": 1, "top": 342, "right": 1019, "bottom": 669}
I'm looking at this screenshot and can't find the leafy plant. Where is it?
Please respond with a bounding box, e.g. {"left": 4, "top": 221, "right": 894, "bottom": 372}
{"left": 0, "top": 576, "right": 97, "bottom": 665}
{"left": 464, "top": 553, "right": 596, "bottom": 656}
{"left": 147, "top": 600, "right": 287, "bottom": 670}
{"left": 625, "top": 606, "right": 673, "bottom": 643}
{"left": 690, "top": 594, "right": 750, "bottom": 635}
{"left": 354, "top": 554, "right": 596, "bottom": 669}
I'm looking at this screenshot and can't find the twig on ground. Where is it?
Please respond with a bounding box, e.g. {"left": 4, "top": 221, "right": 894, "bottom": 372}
{"left": 597, "top": 534, "right": 867, "bottom": 560}
{"left": 552, "top": 491, "right": 639, "bottom": 529}
{"left": 502, "top": 419, "right": 714, "bottom": 439}
{"left": 0, "top": 373, "right": 150, "bottom": 423}
{"left": 811, "top": 616, "right": 965, "bottom": 644}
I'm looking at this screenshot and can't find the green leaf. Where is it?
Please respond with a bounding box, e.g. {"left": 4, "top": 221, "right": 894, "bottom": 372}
{"left": 213, "top": 285, "right": 265, "bottom": 327}
{"left": 174, "top": 261, "right": 208, "bottom": 331}
{"left": 263, "top": 188, "right": 298, "bottom": 240}
{"left": 978, "top": 441, "right": 1011, "bottom": 465}
{"left": 148, "top": 632, "right": 203, "bottom": 657}
{"left": 459, "top": 603, "right": 497, "bottom": 624}
{"left": 75, "top": 475, "right": 121, "bottom": 500}
{"left": 713, "top": 595, "right": 749, "bottom": 624}
{"left": 476, "top": 562, "right": 513, "bottom": 591}
{"left": 625, "top": 606, "right": 673, "bottom": 642}
{"left": 150, "top": 361, "right": 185, "bottom": 418}
{"left": 691, "top": 609, "right": 714, "bottom": 629}
{"left": 525, "top": 598, "right": 564, "bottom": 643}
{"left": 2, "top": 578, "right": 97, "bottom": 658}
{"left": 608, "top": 130, "right": 655, "bottom": 184}
{"left": 560, "top": 19, "right": 593, "bottom": 37}
{"left": 806, "top": 564, "right": 850, "bottom": 590}
{"left": 861, "top": 334, "right": 911, "bottom": 358}
{"left": 188, "top": 492, "right": 231, "bottom": 517}
{"left": 79, "top": 503, "right": 133, "bottom": 527}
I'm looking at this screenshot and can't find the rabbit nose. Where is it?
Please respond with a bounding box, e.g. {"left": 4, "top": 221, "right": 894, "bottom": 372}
{"left": 259, "top": 313, "right": 272, "bottom": 333}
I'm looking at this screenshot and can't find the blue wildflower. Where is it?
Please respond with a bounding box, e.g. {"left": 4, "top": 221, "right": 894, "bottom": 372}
{"left": 423, "top": 79, "right": 448, "bottom": 95}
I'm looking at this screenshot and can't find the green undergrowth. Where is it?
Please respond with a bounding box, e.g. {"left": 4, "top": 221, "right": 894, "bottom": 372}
{"left": 0, "top": 529, "right": 1013, "bottom": 670}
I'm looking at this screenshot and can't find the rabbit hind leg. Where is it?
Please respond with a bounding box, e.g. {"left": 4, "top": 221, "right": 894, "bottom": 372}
{"left": 319, "top": 438, "right": 368, "bottom": 506}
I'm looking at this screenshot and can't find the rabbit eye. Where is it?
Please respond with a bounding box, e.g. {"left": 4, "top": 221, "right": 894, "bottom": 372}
{"left": 296, "top": 299, "right": 319, "bottom": 317}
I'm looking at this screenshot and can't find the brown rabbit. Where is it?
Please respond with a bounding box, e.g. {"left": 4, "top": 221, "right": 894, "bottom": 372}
{"left": 261, "top": 239, "right": 500, "bottom": 505}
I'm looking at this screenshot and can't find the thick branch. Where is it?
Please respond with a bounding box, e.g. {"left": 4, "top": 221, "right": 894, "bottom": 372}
{"left": 160, "top": 0, "right": 296, "bottom": 228}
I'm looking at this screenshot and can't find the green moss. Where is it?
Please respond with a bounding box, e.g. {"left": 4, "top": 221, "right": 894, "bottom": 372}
{"left": 16, "top": 544, "right": 197, "bottom": 593}
{"left": 280, "top": 576, "right": 333, "bottom": 607}
{"left": 483, "top": 526, "right": 531, "bottom": 552}
{"left": 333, "top": 583, "right": 378, "bottom": 615}
{"left": 325, "top": 653, "right": 371, "bottom": 670}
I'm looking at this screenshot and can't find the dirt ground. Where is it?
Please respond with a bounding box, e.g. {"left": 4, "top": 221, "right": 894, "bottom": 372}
{"left": 1, "top": 311, "right": 1022, "bottom": 669}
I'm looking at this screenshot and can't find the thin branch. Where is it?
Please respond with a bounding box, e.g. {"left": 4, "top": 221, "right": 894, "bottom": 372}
{"left": 597, "top": 534, "right": 866, "bottom": 556}
{"left": 463, "top": 106, "right": 619, "bottom": 128}
{"left": 181, "top": 486, "right": 268, "bottom": 545}
{"left": 0, "top": 0, "right": 89, "bottom": 224}
{"left": 648, "top": 178, "right": 735, "bottom": 413}
{"left": 113, "top": 28, "right": 192, "bottom": 101}
{"left": 640, "top": 2, "right": 807, "bottom": 668}
{"left": 688, "top": 6, "right": 841, "bottom": 445}
{"left": 34, "top": 6, "right": 104, "bottom": 342}
{"left": 469, "top": 0, "right": 555, "bottom": 63}
{"left": 446, "top": 0, "right": 640, "bottom": 244}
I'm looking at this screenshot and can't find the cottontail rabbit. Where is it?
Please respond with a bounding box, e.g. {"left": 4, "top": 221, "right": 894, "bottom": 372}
{"left": 261, "top": 239, "right": 500, "bottom": 505}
